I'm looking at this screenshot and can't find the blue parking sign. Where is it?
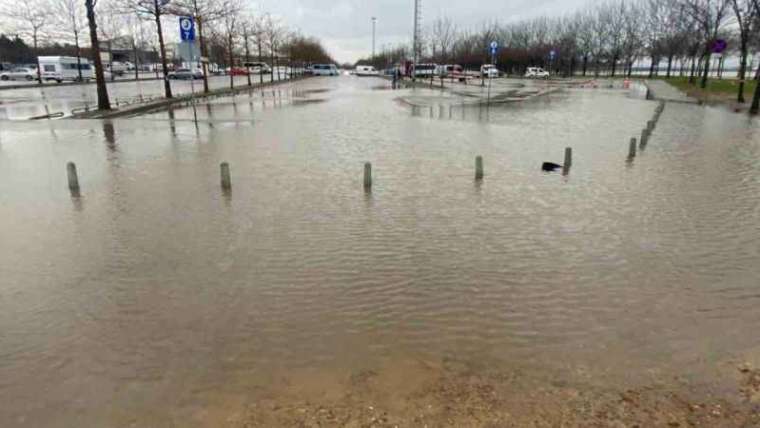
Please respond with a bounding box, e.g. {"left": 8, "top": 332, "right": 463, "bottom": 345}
{"left": 179, "top": 17, "right": 195, "bottom": 41}
{"left": 489, "top": 41, "right": 498, "bottom": 55}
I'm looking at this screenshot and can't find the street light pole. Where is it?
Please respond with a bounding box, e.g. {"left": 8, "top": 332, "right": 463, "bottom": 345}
{"left": 371, "top": 17, "right": 377, "bottom": 59}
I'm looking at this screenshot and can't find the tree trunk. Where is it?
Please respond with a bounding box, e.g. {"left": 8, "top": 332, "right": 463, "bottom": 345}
{"left": 154, "top": 0, "right": 172, "bottom": 99}
{"left": 700, "top": 52, "right": 710, "bottom": 89}
{"left": 648, "top": 56, "right": 655, "bottom": 78}
{"left": 666, "top": 55, "right": 673, "bottom": 78}
{"left": 196, "top": 15, "right": 210, "bottom": 93}
{"left": 108, "top": 40, "right": 115, "bottom": 81}
{"left": 258, "top": 40, "right": 264, "bottom": 84}
{"left": 244, "top": 35, "right": 251, "bottom": 86}
{"left": 33, "top": 35, "right": 42, "bottom": 84}
{"left": 751, "top": 77, "right": 760, "bottom": 114}
{"left": 688, "top": 56, "right": 697, "bottom": 84}
{"left": 610, "top": 55, "right": 618, "bottom": 77}
{"left": 85, "top": 0, "right": 111, "bottom": 110}
{"left": 737, "top": 38, "right": 748, "bottom": 103}
{"left": 228, "top": 34, "right": 234, "bottom": 90}
{"left": 582, "top": 55, "right": 587, "bottom": 76}
{"left": 74, "top": 29, "right": 83, "bottom": 81}
{"left": 133, "top": 39, "right": 139, "bottom": 81}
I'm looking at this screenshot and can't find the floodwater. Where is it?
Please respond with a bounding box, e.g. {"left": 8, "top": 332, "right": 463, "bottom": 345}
{"left": 1, "top": 76, "right": 760, "bottom": 427}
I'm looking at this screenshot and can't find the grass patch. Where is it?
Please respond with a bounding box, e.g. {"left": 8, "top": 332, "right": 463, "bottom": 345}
{"left": 661, "top": 76, "right": 757, "bottom": 101}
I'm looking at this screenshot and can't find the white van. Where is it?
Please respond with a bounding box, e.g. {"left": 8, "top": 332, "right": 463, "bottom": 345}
{"left": 311, "top": 64, "right": 339, "bottom": 76}
{"left": 525, "top": 67, "right": 550, "bottom": 79}
{"left": 354, "top": 65, "right": 378, "bottom": 77}
{"left": 38, "top": 56, "right": 93, "bottom": 82}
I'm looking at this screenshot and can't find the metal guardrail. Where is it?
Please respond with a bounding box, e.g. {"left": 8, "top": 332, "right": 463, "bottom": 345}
{"left": 70, "top": 94, "right": 162, "bottom": 116}
{"left": 28, "top": 111, "right": 65, "bottom": 120}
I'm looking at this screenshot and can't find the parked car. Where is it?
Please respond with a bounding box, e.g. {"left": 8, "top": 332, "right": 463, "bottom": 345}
{"left": 311, "top": 64, "right": 339, "bottom": 76}
{"left": 0, "top": 67, "right": 37, "bottom": 81}
{"left": 525, "top": 67, "right": 550, "bottom": 79}
{"left": 38, "top": 56, "right": 93, "bottom": 82}
{"left": 480, "top": 64, "right": 500, "bottom": 78}
{"left": 108, "top": 61, "right": 128, "bottom": 76}
{"left": 437, "top": 64, "right": 467, "bottom": 81}
{"left": 229, "top": 67, "right": 249, "bottom": 76}
{"left": 436, "top": 64, "right": 462, "bottom": 77}
{"left": 413, "top": 63, "right": 437, "bottom": 78}
{"left": 243, "top": 62, "right": 272, "bottom": 74}
{"left": 168, "top": 68, "right": 203, "bottom": 80}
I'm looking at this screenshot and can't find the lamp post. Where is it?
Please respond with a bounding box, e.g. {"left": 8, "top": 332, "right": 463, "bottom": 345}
{"left": 371, "top": 17, "right": 377, "bottom": 59}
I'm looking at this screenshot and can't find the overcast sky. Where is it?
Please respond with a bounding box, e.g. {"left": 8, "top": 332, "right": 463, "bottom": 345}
{"left": 257, "top": 0, "right": 594, "bottom": 63}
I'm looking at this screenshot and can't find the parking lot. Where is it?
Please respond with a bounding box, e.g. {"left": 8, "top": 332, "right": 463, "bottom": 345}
{"left": 0, "top": 74, "right": 284, "bottom": 120}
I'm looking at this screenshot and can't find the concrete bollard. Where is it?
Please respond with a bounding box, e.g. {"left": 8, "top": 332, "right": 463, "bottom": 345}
{"left": 640, "top": 129, "right": 649, "bottom": 148}
{"left": 220, "top": 162, "right": 231, "bottom": 190}
{"left": 67, "top": 162, "right": 80, "bottom": 195}
{"left": 475, "top": 156, "right": 484, "bottom": 180}
{"left": 363, "top": 162, "right": 372, "bottom": 190}
{"left": 562, "top": 147, "right": 572, "bottom": 175}
{"left": 629, "top": 138, "right": 637, "bottom": 158}
{"left": 647, "top": 120, "right": 655, "bottom": 131}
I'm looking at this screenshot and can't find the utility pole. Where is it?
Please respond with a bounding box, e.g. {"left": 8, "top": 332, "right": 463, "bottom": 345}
{"left": 371, "top": 17, "right": 377, "bottom": 59}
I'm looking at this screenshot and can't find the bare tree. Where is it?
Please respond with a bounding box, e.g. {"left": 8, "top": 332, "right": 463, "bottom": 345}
{"left": 5, "top": 0, "right": 49, "bottom": 83}
{"left": 240, "top": 13, "right": 256, "bottom": 86}
{"left": 84, "top": 0, "right": 111, "bottom": 109}
{"left": 119, "top": 0, "right": 173, "bottom": 98}
{"left": 166, "top": 0, "right": 227, "bottom": 93}
{"left": 751, "top": 0, "right": 760, "bottom": 113}
{"left": 430, "top": 16, "right": 457, "bottom": 63}
{"left": 263, "top": 13, "right": 284, "bottom": 82}
{"left": 679, "top": 0, "right": 731, "bottom": 88}
{"left": 98, "top": 0, "right": 127, "bottom": 82}
{"left": 730, "top": 0, "right": 759, "bottom": 102}
{"left": 219, "top": 0, "right": 242, "bottom": 90}
{"left": 54, "top": 0, "right": 87, "bottom": 80}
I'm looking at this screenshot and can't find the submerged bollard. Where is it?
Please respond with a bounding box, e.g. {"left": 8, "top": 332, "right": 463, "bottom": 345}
{"left": 66, "top": 162, "right": 80, "bottom": 196}
{"left": 562, "top": 147, "right": 572, "bottom": 175}
{"left": 363, "top": 162, "right": 372, "bottom": 190}
{"left": 640, "top": 129, "right": 649, "bottom": 148}
{"left": 220, "top": 162, "right": 231, "bottom": 190}
{"left": 629, "top": 138, "right": 637, "bottom": 158}
{"left": 475, "top": 156, "right": 484, "bottom": 180}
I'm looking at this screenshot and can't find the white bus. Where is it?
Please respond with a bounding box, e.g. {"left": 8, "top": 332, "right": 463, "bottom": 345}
{"left": 38, "top": 56, "right": 93, "bottom": 83}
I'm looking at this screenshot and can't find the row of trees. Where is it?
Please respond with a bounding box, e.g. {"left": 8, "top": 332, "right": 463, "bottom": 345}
{"left": 1, "top": 0, "right": 333, "bottom": 110}
{"left": 359, "top": 0, "right": 760, "bottom": 113}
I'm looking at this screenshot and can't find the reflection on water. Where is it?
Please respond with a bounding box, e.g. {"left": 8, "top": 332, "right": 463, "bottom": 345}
{"left": 1, "top": 76, "right": 759, "bottom": 426}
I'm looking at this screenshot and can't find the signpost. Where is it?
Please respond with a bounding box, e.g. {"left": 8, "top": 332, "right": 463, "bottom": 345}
{"left": 706, "top": 40, "right": 727, "bottom": 103}
{"left": 487, "top": 41, "right": 498, "bottom": 106}
{"left": 179, "top": 16, "right": 198, "bottom": 125}
{"left": 549, "top": 49, "right": 556, "bottom": 76}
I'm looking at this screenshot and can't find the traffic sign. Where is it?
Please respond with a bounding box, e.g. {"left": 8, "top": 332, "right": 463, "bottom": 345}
{"left": 711, "top": 39, "right": 727, "bottom": 54}
{"left": 489, "top": 41, "right": 498, "bottom": 55}
{"left": 179, "top": 16, "right": 195, "bottom": 42}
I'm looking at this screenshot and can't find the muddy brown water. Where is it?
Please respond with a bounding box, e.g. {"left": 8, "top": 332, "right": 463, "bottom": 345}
{"left": 1, "top": 76, "right": 759, "bottom": 426}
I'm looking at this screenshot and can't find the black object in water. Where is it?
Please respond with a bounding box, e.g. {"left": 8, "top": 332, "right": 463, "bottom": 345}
{"left": 542, "top": 162, "right": 562, "bottom": 172}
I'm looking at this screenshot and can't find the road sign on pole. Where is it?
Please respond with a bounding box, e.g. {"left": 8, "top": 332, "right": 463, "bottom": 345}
{"left": 489, "top": 41, "right": 498, "bottom": 56}
{"left": 179, "top": 16, "right": 195, "bottom": 42}
{"left": 711, "top": 39, "right": 727, "bottom": 54}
